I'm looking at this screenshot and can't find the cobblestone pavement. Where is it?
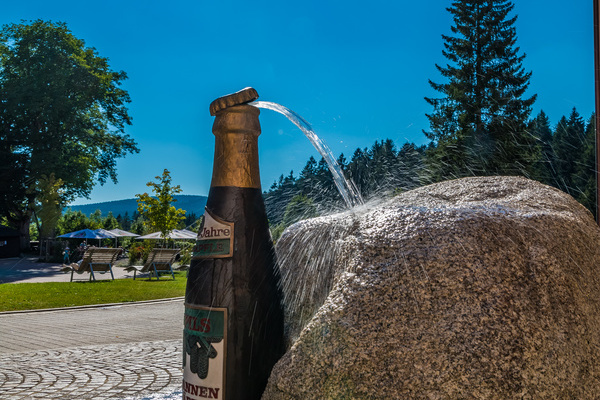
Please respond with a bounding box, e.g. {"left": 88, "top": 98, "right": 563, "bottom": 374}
{"left": 0, "top": 299, "right": 185, "bottom": 399}
{"left": 0, "top": 340, "right": 182, "bottom": 399}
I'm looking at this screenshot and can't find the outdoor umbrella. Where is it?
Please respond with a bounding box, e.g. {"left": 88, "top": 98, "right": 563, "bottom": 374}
{"left": 135, "top": 231, "right": 164, "bottom": 240}
{"left": 108, "top": 228, "right": 140, "bottom": 238}
{"left": 58, "top": 228, "right": 115, "bottom": 240}
{"left": 108, "top": 228, "right": 140, "bottom": 247}
{"left": 178, "top": 229, "right": 198, "bottom": 239}
{"left": 136, "top": 229, "right": 197, "bottom": 240}
{"left": 171, "top": 229, "right": 197, "bottom": 239}
{"left": 58, "top": 228, "right": 115, "bottom": 246}
{"left": 94, "top": 228, "right": 117, "bottom": 238}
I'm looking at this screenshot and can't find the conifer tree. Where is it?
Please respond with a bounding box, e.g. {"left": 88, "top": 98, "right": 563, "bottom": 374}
{"left": 531, "top": 111, "right": 556, "bottom": 186}
{"left": 313, "top": 157, "right": 339, "bottom": 205}
{"left": 347, "top": 148, "right": 369, "bottom": 195}
{"left": 369, "top": 139, "right": 397, "bottom": 194}
{"left": 264, "top": 171, "right": 301, "bottom": 225}
{"left": 572, "top": 114, "right": 596, "bottom": 217}
{"left": 297, "top": 156, "right": 318, "bottom": 200}
{"left": 552, "top": 108, "right": 585, "bottom": 195}
{"left": 424, "top": 0, "right": 536, "bottom": 180}
{"left": 396, "top": 143, "right": 426, "bottom": 190}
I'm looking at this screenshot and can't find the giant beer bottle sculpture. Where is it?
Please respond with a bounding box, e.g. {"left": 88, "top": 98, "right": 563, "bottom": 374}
{"left": 183, "top": 88, "right": 284, "bottom": 400}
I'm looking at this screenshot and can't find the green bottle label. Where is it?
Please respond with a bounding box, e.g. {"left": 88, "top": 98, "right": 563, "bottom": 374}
{"left": 192, "top": 208, "right": 234, "bottom": 259}
{"left": 182, "top": 304, "right": 227, "bottom": 399}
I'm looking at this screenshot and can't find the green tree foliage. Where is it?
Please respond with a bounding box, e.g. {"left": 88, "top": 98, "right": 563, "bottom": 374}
{"left": 116, "top": 213, "right": 128, "bottom": 231}
{"left": 424, "top": 0, "right": 537, "bottom": 180}
{"left": 530, "top": 111, "right": 556, "bottom": 185}
{"left": 116, "top": 211, "right": 139, "bottom": 232}
{"left": 282, "top": 194, "right": 319, "bottom": 228}
{"left": 102, "top": 212, "right": 120, "bottom": 230}
{"left": 552, "top": 108, "right": 586, "bottom": 196}
{"left": 56, "top": 210, "right": 90, "bottom": 235}
{"left": 88, "top": 210, "right": 103, "bottom": 230}
{"left": 264, "top": 109, "right": 595, "bottom": 224}
{"left": 130, "top": 215, "right": 147, "bottom": 235}
{"left": 183, "top": 212, "right": 200, "bottom": 230}
{"left": 527, "top": 109, "right": 596, "bottom": 218}
{"left": 265, "top": 171, "right": 301, "bottom": 225}
{"left": 345, "top": 140, "right": 425, "bottom": 200}
{"left": 572, "top": 115, "right": 597, "bottom": 218}
{"left": 0, "top": 20, "right": 139, "bottom": 248}
{"left": 136, "top": 169, "right": 186, "bottom": 239}
{"left": 293, "top": 156, "right": 340, "bottom": 209}
{"left": 264, "top": 139, "right": 426, "bottom": 226}
{"left": 270, "top": 194, "right": 319, "bottom": 242}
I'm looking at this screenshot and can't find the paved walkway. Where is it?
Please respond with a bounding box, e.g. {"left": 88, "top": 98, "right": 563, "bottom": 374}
{"left": 0, "top": 256, "right": 135, "bottom": 284}
{"left": 0, "top": 257, "right": 186, "bottom": 399}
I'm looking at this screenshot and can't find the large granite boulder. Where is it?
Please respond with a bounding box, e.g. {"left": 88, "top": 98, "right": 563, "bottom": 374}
{"left": 263, "top": 176, "right": 600, "bottom": 399}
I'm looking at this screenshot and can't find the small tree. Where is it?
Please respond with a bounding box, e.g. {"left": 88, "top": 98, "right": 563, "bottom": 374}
{"left": 136, "top": 169, "right": 186, "bottom": 240}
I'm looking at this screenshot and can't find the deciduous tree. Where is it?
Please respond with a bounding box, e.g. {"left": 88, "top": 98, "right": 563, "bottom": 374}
{"left": 136, "top": 169, "right": 186, "bottom": 240}
{"left": 0, "top": 20, "right": 139, "bottom": 249}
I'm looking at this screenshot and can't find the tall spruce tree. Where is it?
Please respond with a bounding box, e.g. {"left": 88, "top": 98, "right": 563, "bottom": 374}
{"left": 424, "top": 0, "right": 537, "bottom": 181}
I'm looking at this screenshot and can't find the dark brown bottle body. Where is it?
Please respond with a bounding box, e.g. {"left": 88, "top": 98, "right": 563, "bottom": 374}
{"left": 183, "top": 100, "right": 284, "bottom": 400}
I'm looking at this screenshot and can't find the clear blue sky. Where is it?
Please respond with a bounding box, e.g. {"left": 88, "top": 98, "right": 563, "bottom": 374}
{"left": 2, "top": 1, "right": 594, "bottom": 205}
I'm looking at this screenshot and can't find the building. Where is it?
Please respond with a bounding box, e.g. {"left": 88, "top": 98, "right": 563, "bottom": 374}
{"left": 0, "top": 226, "right": 21, "bottom": 258}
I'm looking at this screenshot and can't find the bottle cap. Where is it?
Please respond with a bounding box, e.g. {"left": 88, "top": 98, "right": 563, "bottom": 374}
{"left": 209, "top": 87, "right": 259, "bottom": 116}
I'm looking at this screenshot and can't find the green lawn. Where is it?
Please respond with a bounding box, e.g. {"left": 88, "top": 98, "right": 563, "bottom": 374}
{"left": 0, "top": 271, "right": 187, "bottom": 312}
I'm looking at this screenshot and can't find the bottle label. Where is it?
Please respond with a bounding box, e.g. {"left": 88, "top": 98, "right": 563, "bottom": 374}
{"left": 183, "top": 304, "right": 227, "bottom": 399}
{"left": 192, "top": 208, "right": 234, "bottom": 258}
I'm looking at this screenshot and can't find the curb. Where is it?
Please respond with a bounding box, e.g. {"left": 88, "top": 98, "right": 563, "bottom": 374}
{"left": 0, "top": 296, "right": 185, "bottom": 315}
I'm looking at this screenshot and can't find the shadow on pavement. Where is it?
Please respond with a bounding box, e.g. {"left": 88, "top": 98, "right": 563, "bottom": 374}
{"left": 0, "top": 256, "right": 134, "bottom": 283}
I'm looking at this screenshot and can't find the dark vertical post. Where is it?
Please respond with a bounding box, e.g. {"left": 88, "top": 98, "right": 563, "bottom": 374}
{"left": 595, "top": 0, "right": 600, "bottom": 222}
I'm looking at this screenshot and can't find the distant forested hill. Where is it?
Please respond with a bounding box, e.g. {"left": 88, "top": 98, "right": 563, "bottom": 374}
{"left": 66, "top": 195, "right": 207, "bottom": 217}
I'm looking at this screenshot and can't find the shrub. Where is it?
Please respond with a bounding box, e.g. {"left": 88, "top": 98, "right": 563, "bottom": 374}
{"left": 128, "top": 240, "right": 155, "bottom": 265}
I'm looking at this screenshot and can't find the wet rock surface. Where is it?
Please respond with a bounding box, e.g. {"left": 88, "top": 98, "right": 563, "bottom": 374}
{"left": 263, "top": 176, "right": 600, "bottom": 399}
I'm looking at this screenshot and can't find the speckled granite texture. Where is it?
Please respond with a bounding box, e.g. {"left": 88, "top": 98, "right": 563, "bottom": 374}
{"left": 263, "top": 176, "right": 600, "bottom": 400}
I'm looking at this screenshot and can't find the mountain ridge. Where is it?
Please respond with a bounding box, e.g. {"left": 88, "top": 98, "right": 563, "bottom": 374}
{"left": 66, "top": 194, "right": 208, "bottom": 217}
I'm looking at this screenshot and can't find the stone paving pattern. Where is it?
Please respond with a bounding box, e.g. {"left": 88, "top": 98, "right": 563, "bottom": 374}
{"left": 0, "top": 299, "right": 184, "bottom": 399}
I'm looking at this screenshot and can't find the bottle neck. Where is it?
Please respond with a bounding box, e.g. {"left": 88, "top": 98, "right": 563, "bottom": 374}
{"left": 210, "top": 104, "right": 261, "bottom": 189}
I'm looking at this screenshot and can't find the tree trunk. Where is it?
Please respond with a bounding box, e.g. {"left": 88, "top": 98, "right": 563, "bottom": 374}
{"left": 16, "top": 215, "right": 31, "bottom": 252}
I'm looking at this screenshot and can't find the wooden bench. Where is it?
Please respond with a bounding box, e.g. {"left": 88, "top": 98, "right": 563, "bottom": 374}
{"left": 125, "top": 248, "right": 180, "bottom": 280}
{"left": 62, "top": 248, "right": 122, "bottom": 282}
